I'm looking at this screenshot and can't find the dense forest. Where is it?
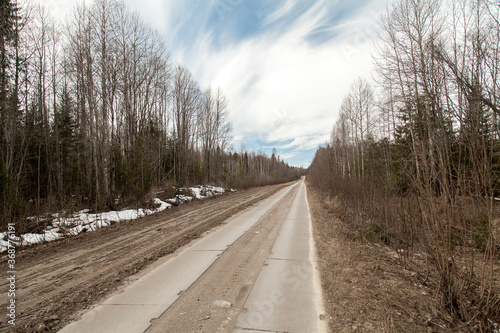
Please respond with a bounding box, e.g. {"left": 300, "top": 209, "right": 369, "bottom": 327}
{"left": 309, "top": 0, "right": 500, "bottom": 330}
{"left": 0, "top": 0, "right": 304, "bottom": 228}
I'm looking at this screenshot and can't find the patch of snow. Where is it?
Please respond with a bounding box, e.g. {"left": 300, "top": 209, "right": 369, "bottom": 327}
{"left": 22, "top": 229, "right": 62, "bottom": 246}
{"left": 154, "top": 198, "right": 172, "bottom": 211}
{"left": 186, "top": 185, "right": 227, "bottom": 200}
{"left": 167, "top": 195, "right": 193, "bottom": 205}
{"left": 1, "top": 185, "right": 233, "bottom": 253}
{"left": 0, "top": 239, "right": 10, "bottom": 252}
{"left": 190, "top": 187, "right": 203, "bottom": 199}
{"left": 0, "top": 199, "right": 172, "bottom": 252}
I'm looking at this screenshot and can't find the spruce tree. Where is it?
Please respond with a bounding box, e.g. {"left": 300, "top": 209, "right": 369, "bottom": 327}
{"left": 0, "top": 0, "right": 21, "bottom": 226}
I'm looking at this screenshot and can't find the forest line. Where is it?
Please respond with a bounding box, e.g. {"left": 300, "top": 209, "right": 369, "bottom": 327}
{"left": 0, "top": 0, "right": 304, "bottom": 228}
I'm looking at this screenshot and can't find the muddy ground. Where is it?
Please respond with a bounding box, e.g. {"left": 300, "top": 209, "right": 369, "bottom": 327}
{"left": 0, "top": 184, "right": 288, "bottom": 333}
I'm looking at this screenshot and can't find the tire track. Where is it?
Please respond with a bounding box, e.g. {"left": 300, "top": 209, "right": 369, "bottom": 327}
{"left": 145, "top": 183, "right": 299, "bottom": 333}
{"left": 0, "top": 184, "right": 288, "bottom": 332}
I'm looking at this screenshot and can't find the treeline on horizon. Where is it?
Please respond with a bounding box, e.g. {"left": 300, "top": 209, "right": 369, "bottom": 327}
{"left": 309, "top": 0, "right": 499, "bottom": 330}
{"left": 0, "top": 0, "right": 305, "bottom": 228}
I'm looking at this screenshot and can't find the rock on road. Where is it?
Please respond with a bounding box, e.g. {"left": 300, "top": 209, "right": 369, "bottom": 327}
{"left": 60, "top": 180, "right": 327, "bottom": 333}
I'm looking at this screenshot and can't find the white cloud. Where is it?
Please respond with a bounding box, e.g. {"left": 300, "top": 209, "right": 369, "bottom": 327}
{"left": 126, "top": 0, "right": 172, "bottom": 34}
{"left": 263, "top": 0, "right": 298, "bottom": 25}
{"left": 176, "top": 0, "right": 384, "bottom": 166}
{"left": 33, "top": 0, "right": 91, "bottom": 21}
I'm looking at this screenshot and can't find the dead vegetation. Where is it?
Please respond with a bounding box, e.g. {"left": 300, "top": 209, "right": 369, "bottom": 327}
{"left": 307, "top": 0, "right": 500, "bottom": 331}
{"left": 308, "top": 184, "right": 435, "bottom": 332}
{"left": 307, "top": 182, "right": 500, "bottom": 332}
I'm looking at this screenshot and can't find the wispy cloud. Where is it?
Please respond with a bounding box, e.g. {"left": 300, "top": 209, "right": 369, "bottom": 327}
{"left": 166, "top": 0, "right": 388, "bottom": 166}
{"left": 263, "top": 0, "right": 298, "bottom": 25}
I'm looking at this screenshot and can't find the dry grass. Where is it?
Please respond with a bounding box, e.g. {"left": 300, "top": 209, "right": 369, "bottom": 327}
{"left": 307, "top": 183, "right": 460, "bottom": 332}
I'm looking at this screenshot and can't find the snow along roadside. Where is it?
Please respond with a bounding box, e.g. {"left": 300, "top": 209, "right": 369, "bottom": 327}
{"left": 0, "top": 185, "right": 233, "bottom": 253}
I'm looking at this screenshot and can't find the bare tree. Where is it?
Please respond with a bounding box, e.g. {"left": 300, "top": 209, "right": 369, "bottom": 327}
{"left": 334, "top": 78, "right": 375, "bottom": 179}
{"left": 172, "top": 65, "right": 201, "bottom": 184}
{"left": 0, "top": 0, "right": 301, "bottom": 236}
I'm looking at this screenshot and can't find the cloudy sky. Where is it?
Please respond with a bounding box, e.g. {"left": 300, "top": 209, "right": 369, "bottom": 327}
{"left": 40, "top": 0, "right": 390, "bottom": 167}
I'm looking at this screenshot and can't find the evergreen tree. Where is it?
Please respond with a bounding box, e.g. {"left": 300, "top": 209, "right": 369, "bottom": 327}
{"left": 0, "top": 0, "right": 22, "bottom": 225}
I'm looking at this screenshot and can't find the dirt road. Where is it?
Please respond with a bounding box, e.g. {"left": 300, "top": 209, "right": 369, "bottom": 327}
{"left": 56, "top": 180, "right": 326, "bottom": 332}
{"left": 0, "top": 183, "right": 292, "bottom": 333}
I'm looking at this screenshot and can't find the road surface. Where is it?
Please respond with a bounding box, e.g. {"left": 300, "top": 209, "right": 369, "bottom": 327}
{"left": 60, "top": 180, "right": 326, "bottom": 333}
{"left": 234, "top": 180, "right": 326, "bottom": 333}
